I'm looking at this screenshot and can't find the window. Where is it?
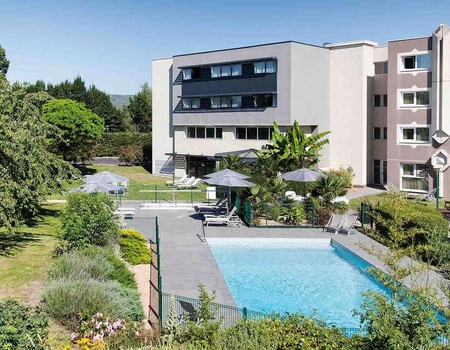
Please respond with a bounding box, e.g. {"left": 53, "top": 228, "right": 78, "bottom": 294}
{"left": 400, "top": 127, "right": 429, "bottom": 143}
{"left": 235, "top": 127, "right": 273, "bottom": 140}
{"left": 187, "top": 127, "right": 223, "bottom": 139}
{"left": 400, "top": 91, "right": 429, "bottom": 107}
{"left": 401, "top": 53, "right": 431, "bottom": 71}
{"left": 383, "top": 95, "right": 388, "bottom": 107}
{"left": 210, "top": 96, "right": 241, "bottom": 109}
{"left": 211, "top": 64, "right": 242, "bottom": 78}
{"left": 374, "top": 159, "right": 387, "bottom": 184}
{"left": 183, "top": 69, "right": 192, "bottom": 80}
{"left": 254, "top": 60, "right": 277, "bottom": 74}
{"left": 384, "top": 127, "right": 387, "bottom": 140}
{"left": 374, "top": 61, "right": 388, "bottom": 74}
{"left": 383, "top": 61, "right": 388, "bottom": 74}
{"left": 401, "top": 164, "right": 429, "bottom": 192}
{"left": 374, "top": 127, "right": 381, "bottom": 139}
{"left": 254, "top": 94, "right": 276, "bottom": 107}
{"left": 374, "top": 95, "right": 381, "bottom": 107}
{"left": 182, "top": 98, "right": 200, "bottom": 109}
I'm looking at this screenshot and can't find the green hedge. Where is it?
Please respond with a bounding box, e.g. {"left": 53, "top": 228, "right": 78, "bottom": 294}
{"left": 119, "top": 229, "right": 152, "bottom": 265}
{"left": 95, "top": 132, "right": 152, "bottom": 160}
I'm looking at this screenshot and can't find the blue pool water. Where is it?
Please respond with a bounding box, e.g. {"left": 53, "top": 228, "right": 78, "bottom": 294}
{"left": 207, "top": 238, "right": 389, "bottom": 328}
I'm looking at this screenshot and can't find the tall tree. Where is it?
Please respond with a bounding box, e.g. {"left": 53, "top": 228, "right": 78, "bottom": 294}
{"left": 0, "top": 74, "right": 73, "bottom": 228}
{"left": 128, "top": 83, "right": 152, "bottom": 132}
{"left": 0, "top": 44, "right": 9, "bottom": 75}
{"left": 42, "top": 99, "right": 105, "bottom": 162}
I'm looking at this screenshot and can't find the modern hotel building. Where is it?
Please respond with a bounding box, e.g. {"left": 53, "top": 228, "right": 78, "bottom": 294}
{"left": 152, "top": 24, "right": 450, "bottom": 197}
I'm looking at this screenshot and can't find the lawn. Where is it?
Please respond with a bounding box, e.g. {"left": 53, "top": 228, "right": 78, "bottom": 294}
{"left": 48, "top": 164, "right": 211, "bottom": 203}
{"left": 0, "top": 203, "right": 63, "bottom": 304}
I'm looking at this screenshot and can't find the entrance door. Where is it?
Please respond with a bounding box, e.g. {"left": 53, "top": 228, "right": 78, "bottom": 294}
{"left": 374, "top": 160, "right": 387, "bottom": 185}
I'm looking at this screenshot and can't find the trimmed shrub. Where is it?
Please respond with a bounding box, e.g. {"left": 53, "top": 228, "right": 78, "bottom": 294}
{"left": 0, "top": 299, "right": 50, "bottom": 349}
{"left": 119, "top": 144, "right": 144, "bottom": 165}
{"left": 42, "top": 279, "right": 144, "bottom": 330}
{"left": 95, "top": 132, "right": 152, "bottom": 161}
{"left": 60, "top": 193, "right": 119, "bottom": 251}
{"left": 119, "top": 229, "right": 152, "bottom": 265}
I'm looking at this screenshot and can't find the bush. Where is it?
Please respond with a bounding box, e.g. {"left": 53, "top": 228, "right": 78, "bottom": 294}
{"left": 280, "top": 203, "right": 306, "bottom": 225}
{"left": 42, "top": 279, "right": 144, "bottom": 330}
{"left": 322, "top": 166, "right": 354, "bottom": 188}
{"left": 95, "top": 132, "right": 152, "bottom": 161}
{"left": 0, "top": 299, "right": 50, "bottom": 349}
{"left": 119, "top": 145, "right": 144, "bottom": 165}
{"left": 119, "top": 229, "right": 152, "bottom": 265}
{"left": 60, "top": 193, "right": 119, "bottom": 251}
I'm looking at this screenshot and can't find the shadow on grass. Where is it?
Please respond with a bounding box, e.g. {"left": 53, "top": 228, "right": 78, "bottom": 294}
{"left": 0, "top": 232, "right": 42, "bottom": 257}
{"left": 25, "top": 205, "right": 62, "bottom": 228}
{"left": 74, "top": 165, "right": 97, "bottom": 176}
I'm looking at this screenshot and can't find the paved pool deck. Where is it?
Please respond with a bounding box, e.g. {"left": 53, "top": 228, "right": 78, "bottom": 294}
{"left": 126, "top": 204, "right": 446, "bottom": 307}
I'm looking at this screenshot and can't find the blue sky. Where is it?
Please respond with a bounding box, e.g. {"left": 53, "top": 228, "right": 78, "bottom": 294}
{"left": 1, "top": 0, "right": 449, "bottom": 94}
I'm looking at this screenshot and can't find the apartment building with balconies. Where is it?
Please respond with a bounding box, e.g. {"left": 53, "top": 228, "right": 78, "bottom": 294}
{"left": 152, "top": 23, "right": 450, "bottom": 196}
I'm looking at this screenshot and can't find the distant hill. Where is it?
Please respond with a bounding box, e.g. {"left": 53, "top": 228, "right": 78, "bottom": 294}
{"left": 109, "top": 94, "right": 132, "bottom": 109}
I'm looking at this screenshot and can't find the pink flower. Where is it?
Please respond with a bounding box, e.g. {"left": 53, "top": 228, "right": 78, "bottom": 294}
{"left": 93, "top": 334, "right": 104, "bottom": 341}
{"left": 113, "top": 320, "right": 122, "bottom": 330}
{"left": 71, "top": 333, "right": 78, "bottom": 342}
{"left": 134, "top": 331, "right": 140, "bottom": 337}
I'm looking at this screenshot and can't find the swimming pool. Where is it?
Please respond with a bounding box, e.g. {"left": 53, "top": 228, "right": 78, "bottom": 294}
{"left": 207, "top": 237, "right": 389, "bottom": 328}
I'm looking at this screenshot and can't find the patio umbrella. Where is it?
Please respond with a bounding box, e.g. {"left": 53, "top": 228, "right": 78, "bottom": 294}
{"left": 203, "top": 171, "right": 255, "bottom": 213}
{"left": 281, "top": 168, "right": 327, "bottom": 195}
{"left": 203, "top": 168, "right": 250, "bottom": 180}
{"left": 84, "top": 171, "right": 128, "bottom": 183}
{"left": 70, "top": 182, "right": 123, "bottom": 194}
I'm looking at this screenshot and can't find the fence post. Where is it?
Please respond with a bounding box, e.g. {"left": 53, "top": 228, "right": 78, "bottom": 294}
{"left": 156, "top": 216, "right": 163, "bottom": 329}
{"left": 243, "top": 307, "right": 248, "bottom": 320}
{"left": 154, "top": 185, "right": 157, "bottom": 203}
{"left": 265, "top": 203, "right": 268, "bottom": 227}
{"left": 361, "top": 203, "right": 365, "bottom": 227}
{"left": 190, "top": 189, "right": 193, "bottom": 205}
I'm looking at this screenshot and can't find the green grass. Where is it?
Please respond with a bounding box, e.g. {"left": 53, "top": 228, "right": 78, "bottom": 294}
{"left": 0, "top": 204, "right": 63, "bottom": 303}
{"left": 49, "top": 164, "right": 210, "bottom": 202}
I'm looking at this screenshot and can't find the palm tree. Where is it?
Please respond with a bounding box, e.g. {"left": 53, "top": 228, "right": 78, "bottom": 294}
{"left": 259, "top": 121, "right": 330, "bottom": 172}
{"left": 314, "top": 174, "right": 347, "bottom": 203}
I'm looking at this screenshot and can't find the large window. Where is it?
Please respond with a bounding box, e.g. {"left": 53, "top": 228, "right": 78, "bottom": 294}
{"left": 182, "top": 67, "right": 201, "bottom": 80}
{"left": 254, "top": 94, "right": 277, "bottom": 107}
{"left": 400, "top": 91, "right": 429, "bottom": 107}
{"left": 254, "top": 60, "right": 277, "bottom": 74}
{"left": 182, "top": 98, "right": 201, "bottom": 109}
{"left": 374, "top": 94, "right": 388, "bottom": 107}
{"left": 401, "top": 164, "right": 429, "bottom": 192}
{"left": 210, "top": 96, "right": 242, "bottom": 109}
{"left": 399, "top": 127, "right": 429, "bottom": 143}
{"left": 236, "top": 127, "right": 273, "bottom": 140}
{"left": 187, "top": 127, "right": 223, "bottom": 139}
{"left": 211, "top": 64, "right": 242, "bottom": 78}
{"left": 401, "top": 53, "right": 431, "bottom": 71}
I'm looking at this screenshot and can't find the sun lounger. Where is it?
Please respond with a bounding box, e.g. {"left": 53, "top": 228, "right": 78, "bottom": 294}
{"left": 194, "top": 198, "right": 227, "bottom": 213}
{"left": 323, "top": 214, "right": 346, "bottom": 234}
{"left": 176, "top": 178, "right": 201, "bottom": 189}
{"left": 166, "top": 175, "right": 189, "bottom": 186}
{"left": 113, "top": 207, "right": 135, "bottom": 218}
{"left": 415, "top": 188, "right": 437, "bottom": 202}
{"left": 203, "top": 207, "right": 242, "bottom": 227}
{"left": 337, "top": 214, "right": 359, "bottom": 236}
{"left": 285, "top": 191, "right": 305, "bottom": 202}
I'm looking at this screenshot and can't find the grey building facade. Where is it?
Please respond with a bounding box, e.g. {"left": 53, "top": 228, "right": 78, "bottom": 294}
{"left": 152, "top": 24, "right": 450, "bottom": 196}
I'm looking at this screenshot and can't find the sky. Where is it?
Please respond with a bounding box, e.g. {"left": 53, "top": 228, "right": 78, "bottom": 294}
{"left": 1, "top": 0, "right": 450, "bottom": 95}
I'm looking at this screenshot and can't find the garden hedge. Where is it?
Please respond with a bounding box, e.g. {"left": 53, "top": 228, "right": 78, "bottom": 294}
{"left": 95, "top": 132, "right": 152, "bottom": 161}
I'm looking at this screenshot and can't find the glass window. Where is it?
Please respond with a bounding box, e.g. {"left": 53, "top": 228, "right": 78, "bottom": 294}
{"left": 384, "top": 127, "right": 387, "bottom": 139}
{"left": 266, "top": 60, "right": 277, "bottom": 73}
{"left": 401, "top": 164, "right": 429, "bottom": 192}
{"left": 416, "top": 91, "right": 429, "bottom": 105}
{"left": 402, "top": 164, "right": 414, "bottom": 176}
{"left": 216, "top": 128, "right": 223, "bottom": 139}
{"left": 196, "top": 127, "right": 205, "bottom": 138}
{"left": 272, "top": 94, "right": 277, "bottom": 107}
{"left": 374, "top": 127, "right": 381, "bottom": 139}
{"left": 211, "top": 66, "right": 220, "bottom": 78}
{"left": 183, "top": 99, "right": 190, "bottom": 109}
{"left": 402, "top": 128, "right": 414, "bottom": 140}
{"left": 247, "top": 127, "right": 257, "bottom": 139}
{"left": 236, "top": 128, "right": 246, "bottom": 139}
{"left": 254, "top": 61, "right": 265, "bottom": 74}
{"left": 404, "top": 56, "right": 416, "bottom": 69}
{"left": 187, "top": 127, "right": 196, "bottom": 138}
{"left": 383, "top": 95, "right": 388, "bottom": 107}
{"left": 403, "top": 93, "right": 415, "bottom": 105}
{"left": 417, "top": 54, "right": 431, "bottom": 69}
{"left": 221, "top": 97, "right": 231, "bottom": 108}
{"left": 258, "top": 127, "right": 269, "bottom": 140}
{"left": 191, "top": 98, "right": 200, "bottom": 109}
{"left": 182, "top": 69, "right": 192, "bottom": 80}
{"left": 206, "top": 127, "right": 215, "bottom": 138}
{"left": 383, "top": 61, "right": 388, "bottom": 74}
{"left": 416, "top": 128, "right": 429, "bottom": 141}
{"left": 211, "top": 97, "right": 220, "bottom": 109}
{"left": 232, "top": 64, "right": 242, "bottom": 76}
{"left": 374, "top": 95, "right": 381, "bottom": 107}
{"left": 231, "top": 96, "right": 242, "bottom": 108}
{"left": 221, "top": 65, "right": 231, "bottom": 77}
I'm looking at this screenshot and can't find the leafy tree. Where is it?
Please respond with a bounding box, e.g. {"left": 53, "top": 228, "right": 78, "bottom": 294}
{"left": 260, "top": 121, "right": 330, "bottom": 171}
{"left": 0, "top": 74, "right": 74, "bottom": 228}
{"left": 128, "top": 83, "right": 152, "bottom": 132}
{"left": 60, "top": 193, "right": 118, "bottom": 251}
{"left": 42, "top": 99, "right": 104, "bottom": 162}
{"left": 0, "top": 44, "right": 9, "bottom": 75}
